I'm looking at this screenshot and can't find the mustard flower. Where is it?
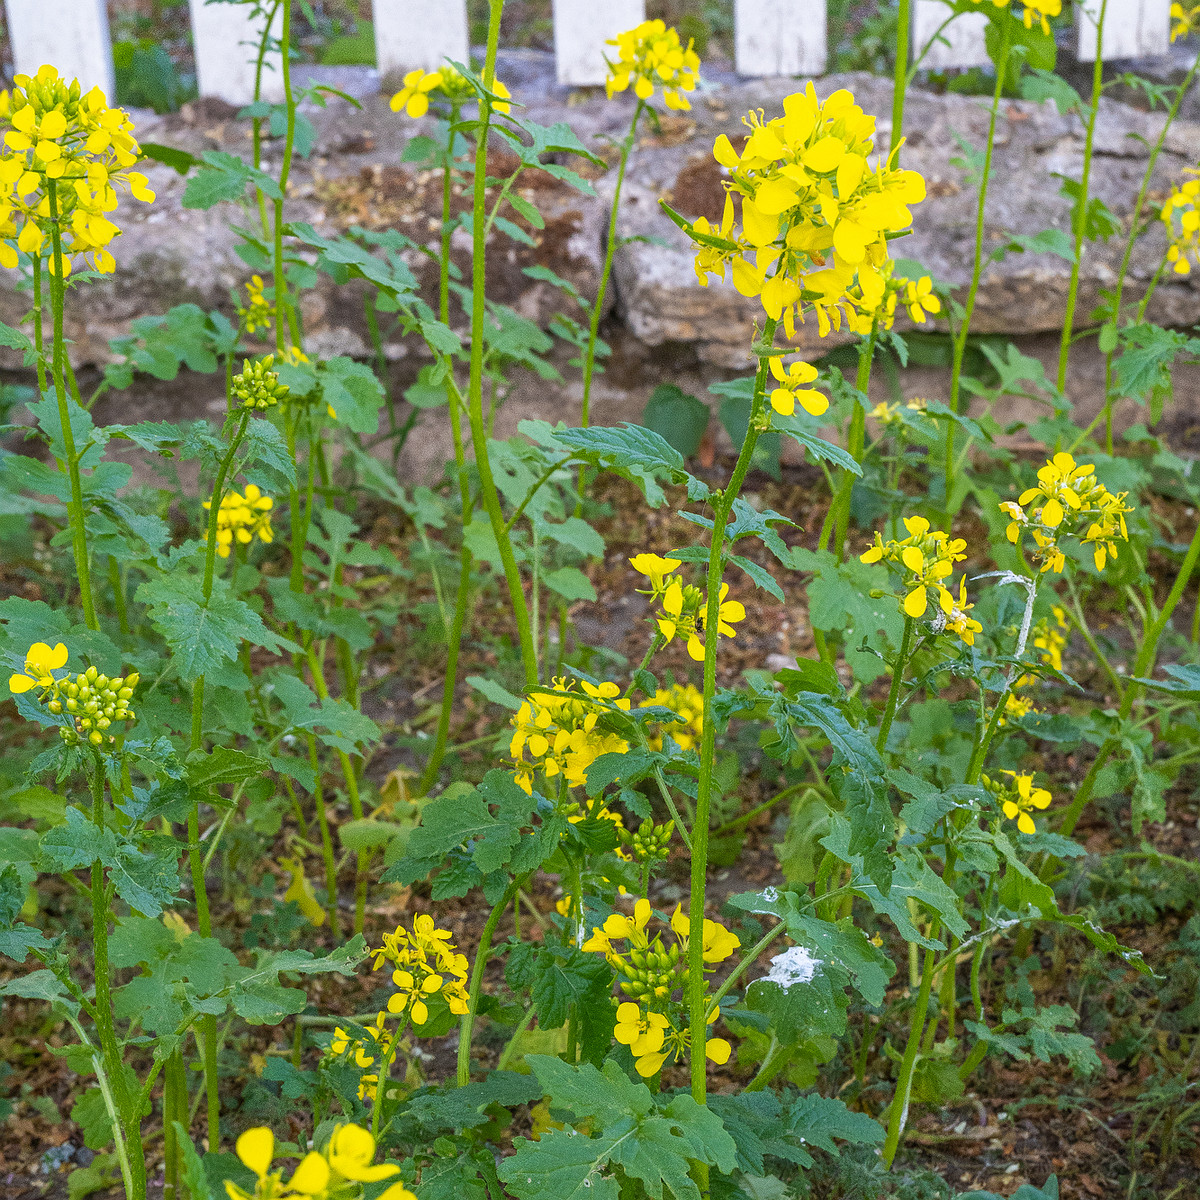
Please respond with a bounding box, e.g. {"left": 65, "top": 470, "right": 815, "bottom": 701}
{"left": 902, "top": 275, "right": 941, "bottom": 323}
{"left": 614, "top": 1002, "right": 670, "bottom": 1076}
{"left": 509, "top": 676, "right": 631, "bottom": 794}
{"left": 1162, "top": 172, "right": 1199, "bottom": 276}
{"left": 768, "top": 356, "right": 827, "bottom": 417}
{"left": 1002, "top": 453, "right": 1132, "bottom": 574}
{"left": 692, "top": 85, "right": 927, "bottom": 340}
{"left": 9, "top": 640, "right": 67, "bottom": 694}
{"left": 640, "top": 683, "right": 703, "bottom": 751}
{"left": 1172, "top": 3, "right": 1200, "bottom": 40}
{"left": 970, "top": 0, "right": 1061, "bottom": 37}
{"left": 0, "top": 65, "right": 154, "bottom": 275}
{"left": 860, "top": 515, "right": 967, "bottom": 621}
{"left": 985, "top": 770, "right": 1053, "bottom": 835}
{"left": 204, "top": 484, "right": 275, "bottom": 558}
{"left": 239, "top": 275, "right": 273, "bottom": 334}
{"left": 373, "top": 917, "right": 470, "bottom": 1027}
{"left": 605, "top": 20, "right": 701, "bottom": 112}
{"left": 390, "top": 66, "right": 508, "bottom": 118}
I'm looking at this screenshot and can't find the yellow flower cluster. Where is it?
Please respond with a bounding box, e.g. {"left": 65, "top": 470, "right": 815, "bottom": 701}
{"left": 999, "top": 452, "right": 1132, "bottom": 573}
{"left": 9, "top": 643, "right": 138, "bottom": 747}
{"left": 1162, "top": 171, "right": 1199, "bottom": 276}
{"left": 1170, "top": 2, "right": 1200, "bottom": 41}
{"left": 871, "top": 394, "right": 928, "bottom": 429}
{"left": 861, "top": 516, "right": 982, "bottom": 643}
{"left": 390, "top": 66, "right": 510, "bottom": 119}
{"left": 983, "top": 770, "right": 1053, "bottom": 835}
{"left": 371, "top": 916, "right": 469, "bottom": 1026}
{"left": 239, "top": 275, "right": 273, "bottom": 334}
{"left": 204, "top": 484, "right": 275, "bottom": 558}
{"left": 629, "top": 554, "right": 746, "bottom": 661}
{"left": 0, "top": 65, "right": 153, "bottom": 275}
{"left": 329, "top": 1014, "right": 391, "bottom": 1101}
{"left": 224, "top": 1124, "right": 413, "bottom": 1200}
{"left": 640, "top": 682, "right": 703, "bottom": 752}
{"left": 1014, "top": 604, "right": 1070, "bottom": 690}
{"left": 605, "top": 20, "right": 701, "bottom": 112}
{"left": 689, "top": 84, "right": 926, "bottom": 338}
{"left": 583, "top": 898, "right": 737, "bottom": 1077}
{"left": 972, "top": 0, "right": 1062, "bottom": 36}
{"left": 509, "top": 677, "right": 631, "bottom": 795}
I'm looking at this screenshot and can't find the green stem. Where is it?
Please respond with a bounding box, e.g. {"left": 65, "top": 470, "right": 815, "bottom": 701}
{"left": 465, "top": 0, "right": 538, "bottom": 688}
{"left": 46, "top": 184, "right": 97, "bottom": 630}
{"left": 833, "top": 324, "right": 876, "bottom": 561}
{"left": 689, "top": 316, "right": 777, "bottom": 1106}
{"left": 457, "top": 879, "right": 520, "bottom": 1086}
{"left": 91, "top": 760, "right": 147, "bottom": 1199}
{"left": 108, "top": 557, "right": 130, "bottom": 636}
{"left": 890, "top": 0, "right": 911, "bottom": 158}
{"left": 877, "top": 617, "right": 914, "bottom": 754}
{"left": 1058, "top": 514, "right": 1200, "bottom": 837}
{"left": 272, "top": 0, "right": 295, "bottom": 355}
{"left": 945, "top": 20, "right": 1011, "bottom": 507}
{"left": 307, "top": 731, "right": 340, "bottom": 933}
{"left": 881, "top": 942, "right": 937, "bottom": 1168}
{"left": 31, "top": 254, "right": 47, "bottom": 394}
{"left": 1056, "top": 0, "right": 1107, "bottom": 393}
{"left": 582, "top": 100, "right": 641, "bottom": 432}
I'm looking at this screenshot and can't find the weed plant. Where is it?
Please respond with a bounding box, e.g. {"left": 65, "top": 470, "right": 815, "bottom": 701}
{"left": 0, "top": 3, "right": 1199, "bottom": 1200}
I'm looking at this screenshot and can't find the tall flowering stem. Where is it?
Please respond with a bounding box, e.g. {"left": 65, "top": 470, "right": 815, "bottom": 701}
{"left": 689, "top": 315, "right": 777, "bottom": 1105}
{"left": 945, "top": 16, "right": 1013, "bottom": 506}
{"left": 46, "top": 183, "right": 97, "bottom": 630}
{"left": 467, "top": 0, "right": 540, "bottom": 688}
{"left": 1056, "top": 0, "right": 1108, "bottom": 392}
{"left": 890, "top": 0, "right": 912, "bottom": 159}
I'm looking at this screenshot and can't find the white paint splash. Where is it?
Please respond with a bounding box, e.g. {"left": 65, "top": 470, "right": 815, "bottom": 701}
{"left": 763, "top": 945, "right": 821, "bottom": 989}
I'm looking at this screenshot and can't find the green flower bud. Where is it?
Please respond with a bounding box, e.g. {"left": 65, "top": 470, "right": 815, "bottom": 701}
{"left": 232, "top": 356, "right": 290, "bottom": 411}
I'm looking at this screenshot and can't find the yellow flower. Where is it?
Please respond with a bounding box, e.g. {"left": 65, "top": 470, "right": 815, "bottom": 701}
{"left": 640, "top": 683, "right": 703, "bottom": 751}
{"left": 614, "top": 1001, "right": 670, "bottom": 1076}
{"left": 0, "top": 65, "right": 153, "bottom": 275}
{"left": 390, "top": 68, "right": 443, "bottom": 119}
{"left": 326, "top": 1124, "right": 400, "bottom": 1183}
{"left": 902, "top": 275, "right": 940, "bottom": 323}
{"left": 1162, "top": 172, "right": 1199, "bottom": 275}
{"left": 768, "top": 356, "right": 826, "bottom": 417}
{"left": 689, "top": 84, "right": 926, "bottom": 341}
{"left": 629, "top": 552, "right": 682, "bottom": 592}
{"left": 1020, "top": 0, "right": 1061, "bottom": 35}
{"left": 987, "top": 770, "right": 1052, "bottom": 835}
{"left": 1172, "top": 3, "right": 1200, "bottom": 41}
{"left": 669, "top": 905, "right": 741, "bottom": 964}
{"left": 937, "top": 576, "right": 983, "bottom": 646}
{"left": 861, "top": 515, "right": 968, "bottom": 628}
{"left": 9, "top": 640, "right": 67, "bottom": 694}
{"left": 239, "top": 275, "right": 272, "bottom": 334}
{"left": 605, "top": 20, "right": 701, "bottom": 112}
{"left": 204, "top": 484, "right": 275, "bottom": 558}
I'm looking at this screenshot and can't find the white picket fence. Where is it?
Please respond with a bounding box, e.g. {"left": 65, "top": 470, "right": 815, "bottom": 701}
{"left": 0, "top": 0, "right": 1177, "bottom": 106}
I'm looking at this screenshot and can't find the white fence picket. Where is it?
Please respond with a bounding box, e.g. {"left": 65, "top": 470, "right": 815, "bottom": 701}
{"left": 188, "top": 0, "right": 283, "bottom": 105}
{"left": 4, "top": 0, "right": 114, "bottom": 96}
{"left": 551, "top": 1, "right": 646, "bottom": 86}
{"left": 912, "top": 0, "right": 989, "bottom": 70}
{"left": 373, "top": 0, "right": 469, "bottom": 83}
{"left": 1076, "top": 0, "right": 1170, "bottom": 61}
{"left": 734, "top": 0, "right": 827, "bottom": 76}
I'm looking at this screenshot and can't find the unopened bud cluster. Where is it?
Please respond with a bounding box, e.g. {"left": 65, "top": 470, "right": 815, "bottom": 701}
{"left": 46, "top": 665, "right": 138, "bottom": 746}
{"left": 232, "top": 356, "right": 289, "bottom": 411}
{"left": 618, "top": 818, "right": 674, "bottom": 864}
{"left": 614, "top": 941, "right": 685, "bottom": 1002}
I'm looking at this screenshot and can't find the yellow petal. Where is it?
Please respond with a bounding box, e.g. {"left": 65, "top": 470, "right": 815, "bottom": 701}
{"left": 288, "top": 1153, "right": 331, "bottom": 1195}
{"left": 904, "top": 586, "right": 928, "bottom": 618}
{"left": 1042, "top": 497, "right": 1064, "bottom": 527}
{"left": 235, "top": 1128, "right": 275, "bottom": 1180}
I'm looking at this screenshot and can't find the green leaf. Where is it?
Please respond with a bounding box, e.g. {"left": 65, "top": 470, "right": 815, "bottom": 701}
{"left": 1134, "top": 662, "right": 1200, "bottom": 697}
{"left": 771, "top": 414, "right": 861, "bottom": 474}
{"left": 542, "top": 567, "right": 597, "bottom": 603}
{"left": 185, "top": 747, "right": 266, "bottom": 790}
{"left": 787, "top": 1093, "right": 884, "bottom": 1154}
{"left": 139, "top": 142, "right": 200, "bottom": 174}
{"left": 269, "top": 673, "right": 380, "bottom": 753}
{"left": 551, "top": 423, "right": 704, "bottom": 507}
{"left": 466, "top": 674, "right": 523, "bottom": 711}
{"left": 641, "top": 385, "right": 709, "bottom": 458}
{"left": 323, "top": 356, "right": 386, "bottom": 434}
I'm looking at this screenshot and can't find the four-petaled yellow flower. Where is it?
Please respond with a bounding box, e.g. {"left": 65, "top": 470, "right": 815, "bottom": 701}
{"left": 204, "top": 484, "right": 275, "bottom": 558}
{"left": 768, "top": 356, "right": 827, "bottom": 417}
{"left": 985, "top": 770, "right": 1053, "bottom": 835}
{"left": 614, "top": 1001, "right": 670, "bottom": 1076}
{"left": 1170, "top": 2, "right": 1200, "bottom": 40}
{"left": 9, "top": 641, "right": 67, "bottom": 694}
{"left": 902, "top": 275, "right": 941, "bottom": 323}
{"left": 861, "top": 515, "right": 967, "bottom": 621}
{"left": 605, "top": 20, "right": 701, "bottom": 112}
